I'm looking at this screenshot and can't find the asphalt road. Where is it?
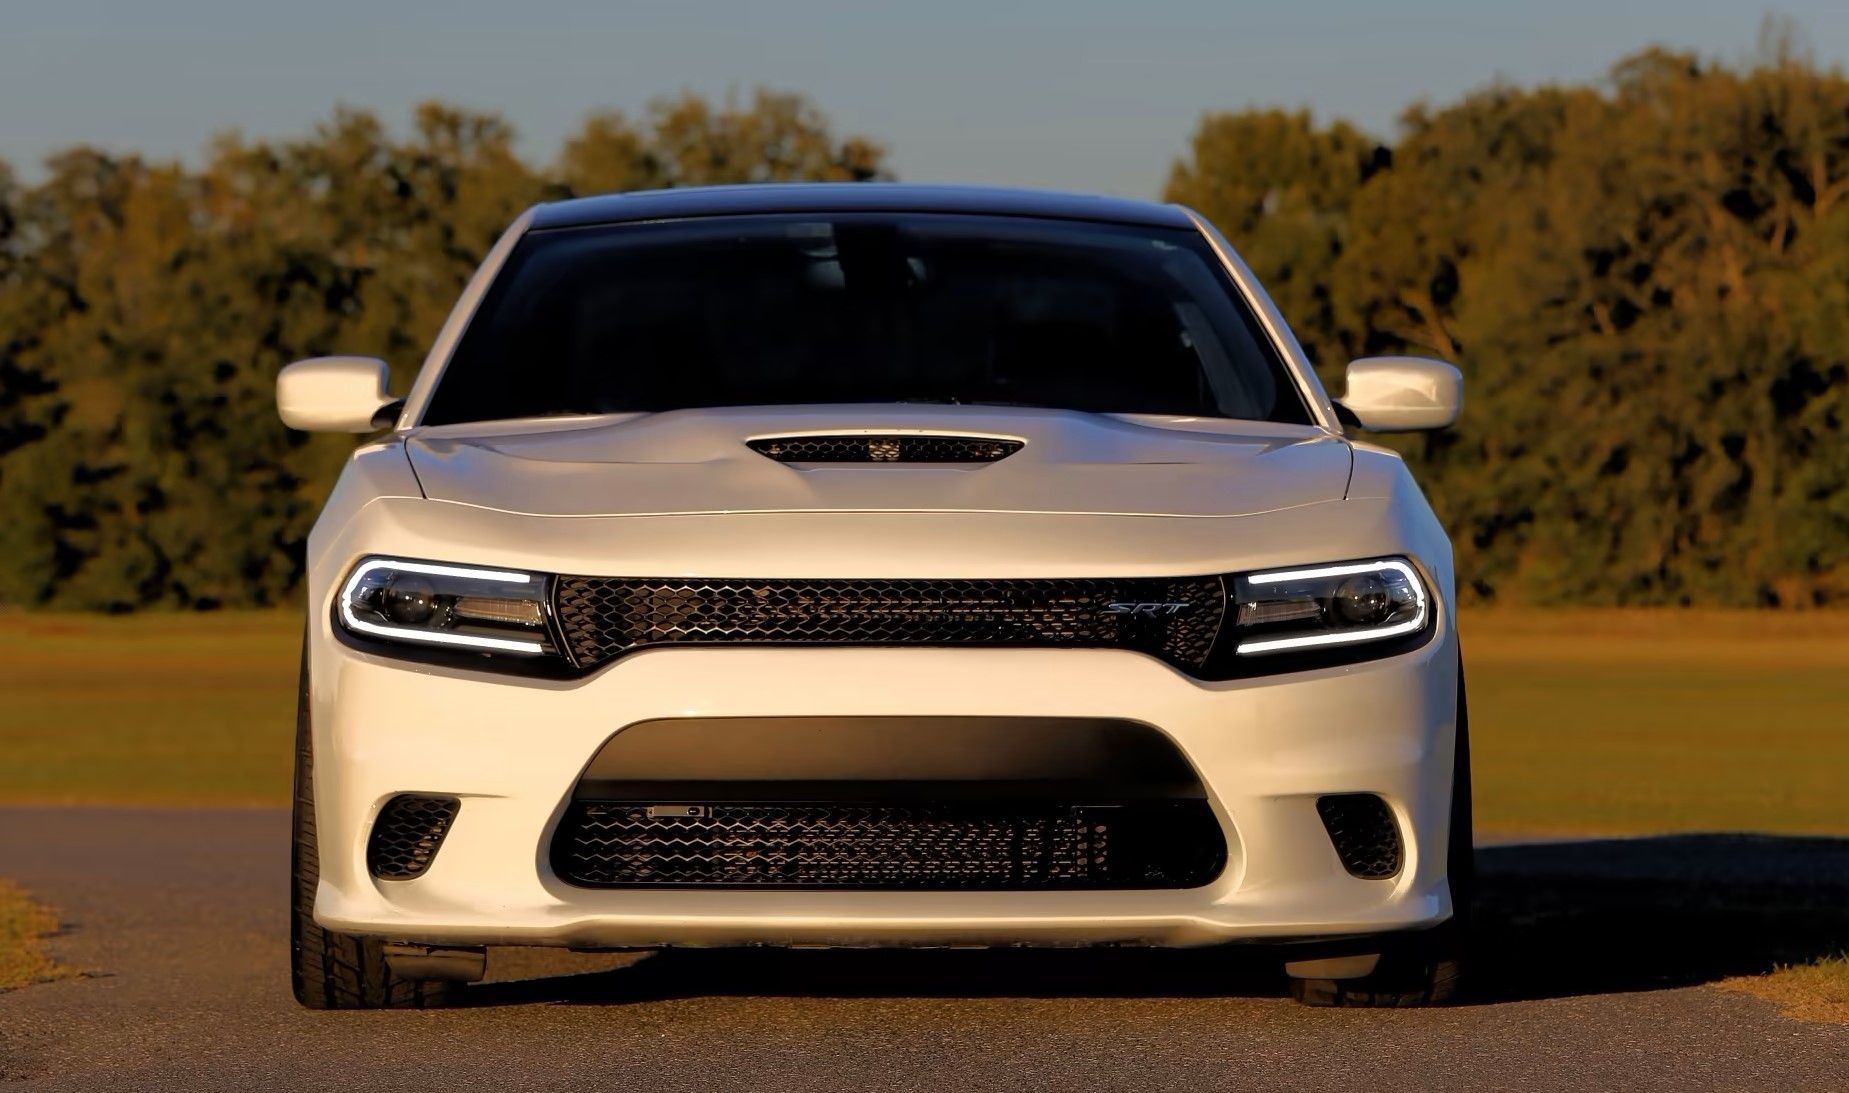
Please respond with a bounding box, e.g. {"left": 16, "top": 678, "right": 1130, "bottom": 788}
{"left": 2, "top": 808, "right": 1846, "bottom": 1092}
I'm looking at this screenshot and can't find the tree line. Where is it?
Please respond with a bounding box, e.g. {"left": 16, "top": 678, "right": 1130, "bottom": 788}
{"left": 1, "top": 48, "right": 1845, "bottom": 610}
{"left": 0, "top": 92, "right": 883, "bottom": 610}
{"left": 1169, "top": 45, "right": 1849, "bottom": 607}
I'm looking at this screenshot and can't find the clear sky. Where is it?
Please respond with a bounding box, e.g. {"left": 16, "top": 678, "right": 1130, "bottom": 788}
{"left": 4, "top": 1, "right": 1846, "bottom": 198}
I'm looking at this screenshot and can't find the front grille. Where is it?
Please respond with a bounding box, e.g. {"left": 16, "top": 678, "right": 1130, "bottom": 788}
{"left": 552, "top": 800, "right": 1226, "bottom": 890}
{"left": 367, "top": 794, "right": 461, "bottom": 879}
{"left": 553, "top": 576, "right": 1225, "bottom": 672}
{"left": 748, "top": 435, "right": 1023, "bottom": 463}
{"left": 1317, "top": 794, "right": 1403, "bottom": 879}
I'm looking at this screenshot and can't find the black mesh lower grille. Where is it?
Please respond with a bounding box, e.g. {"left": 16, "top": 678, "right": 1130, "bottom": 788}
{"left": 1317, "top": 794, "right": 1402, "bottom": 879}
{"left": 552, "top": 800, "right": 1226, "bottom": 890}
{"left": 747, "top": 435, "right": 1023, "bottom": 463}
{"left": 367, "top": 794, "right": 461, "bottom": 880}
{"left": 553, "top": 576, "right": 1225, "bottom": 672}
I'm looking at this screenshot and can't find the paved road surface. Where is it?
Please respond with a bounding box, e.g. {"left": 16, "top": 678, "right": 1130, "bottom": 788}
{"left": 2, "top": 808, "right": 1845, "bottom": 1091}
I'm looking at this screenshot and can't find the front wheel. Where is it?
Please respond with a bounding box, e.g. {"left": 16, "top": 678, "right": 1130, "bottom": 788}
{"left": 290, "top": 644, "right": 458, "bottom": 1010}
{"left": 1288, "top": 667, "right": 1472, "bottom": 1008}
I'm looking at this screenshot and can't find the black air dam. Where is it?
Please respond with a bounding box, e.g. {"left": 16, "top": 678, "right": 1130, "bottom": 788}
{"left": 572, "top": 716, "right": 1207, "bottom": 801}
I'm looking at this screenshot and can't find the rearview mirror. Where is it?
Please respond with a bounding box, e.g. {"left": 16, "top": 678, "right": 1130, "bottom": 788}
{"left": 1336, "top": 357, "right": 1462, "bottom": 432}
{"left": 276, "top": 356, "right": 400, "bottom": 432}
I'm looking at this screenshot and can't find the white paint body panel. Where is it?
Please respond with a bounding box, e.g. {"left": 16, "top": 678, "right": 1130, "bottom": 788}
{"left": 276, "top": 356, "right": 396, "bottom": 433}
{"left": 300, "top": 197, "right": 1464, "bottom": 950}
{"left": 405, "top": 409, "right": 1350, "bottom": 519}
{"left": 1338, "top": 357, "right": 1464, "bottom": 432}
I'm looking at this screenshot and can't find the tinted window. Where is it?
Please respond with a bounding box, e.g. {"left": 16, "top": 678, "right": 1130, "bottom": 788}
{"left": 423, "top": 213, "right": 1310, "bottom": 426}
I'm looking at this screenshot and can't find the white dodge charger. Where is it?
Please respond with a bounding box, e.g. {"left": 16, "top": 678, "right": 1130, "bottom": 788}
{"left": 277, "top": 183, "right": 1469, "bottom": 1009}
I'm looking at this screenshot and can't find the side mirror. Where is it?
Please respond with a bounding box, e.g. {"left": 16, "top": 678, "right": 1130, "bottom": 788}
{"left": 1335, "top": 356, "right": 1463, "bottom": 432}
{"left": 276, "top": 356, "right": 401, "bottom": 432}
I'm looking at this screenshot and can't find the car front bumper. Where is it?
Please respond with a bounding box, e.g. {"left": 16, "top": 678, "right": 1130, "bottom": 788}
{"left": 309, "top": 618, "right": 1462, "bottom": 950}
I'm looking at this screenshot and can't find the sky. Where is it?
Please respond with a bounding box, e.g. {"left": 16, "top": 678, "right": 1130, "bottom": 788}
{"left": 3, "top": 1, "right": 1847, "bottom": 198}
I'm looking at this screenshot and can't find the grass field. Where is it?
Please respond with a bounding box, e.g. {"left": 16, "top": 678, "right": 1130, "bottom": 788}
{"left": 0, "top": 608, "right": 1846, "bottom": 837}
{"left": 0, "top": 612, "right": 300, "bottom": 805}
{"left": 1462, "top": 609, "right": 1849, "bottom": 835}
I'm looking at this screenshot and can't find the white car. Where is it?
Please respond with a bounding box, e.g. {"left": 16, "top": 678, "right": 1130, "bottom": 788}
{"left": 278, "top": 183, "right": 1469, "bottom": 1010}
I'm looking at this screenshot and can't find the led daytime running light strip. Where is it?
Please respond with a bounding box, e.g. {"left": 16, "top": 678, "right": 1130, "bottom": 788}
{"left": 339, "top": 558, "right": 547, "bottom": 654}
{"left": 1235, "top": 558, "right": 1428, "bottom": 656}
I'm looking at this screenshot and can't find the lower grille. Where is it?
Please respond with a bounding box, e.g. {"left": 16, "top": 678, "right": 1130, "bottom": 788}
{"left": 553, "top": 576, "right": 1226, "bottom": 672}
{"left": 367, "top": 794, "right": 461, "bottom": 880}
{"left": 1316, "top": 794, "right": 1402, "bottom": 879}
{"left": 552, "top": 800, "right": 1226, "bottom": 890}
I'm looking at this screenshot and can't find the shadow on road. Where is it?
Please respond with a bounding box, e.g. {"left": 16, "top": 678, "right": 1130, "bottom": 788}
{"left": 1471, "top": 832, "right": 1849, "bottom": 1003}
{"left": 464, "top": 833, "right": 1849, "bottom": 1007}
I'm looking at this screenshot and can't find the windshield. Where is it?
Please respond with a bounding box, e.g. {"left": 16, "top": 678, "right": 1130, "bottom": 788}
{"left": 422, "top": 213, "right": 1311, "bottom": 426}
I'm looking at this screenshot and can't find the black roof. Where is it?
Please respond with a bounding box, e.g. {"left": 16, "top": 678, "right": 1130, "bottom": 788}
{"left": 529, "top": 183, "right": 1197, "bottom": 231}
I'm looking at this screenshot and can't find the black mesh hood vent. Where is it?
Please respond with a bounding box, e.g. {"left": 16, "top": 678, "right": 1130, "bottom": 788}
{"left": 747, "top": 434, "right": 1023, "bottom": 463}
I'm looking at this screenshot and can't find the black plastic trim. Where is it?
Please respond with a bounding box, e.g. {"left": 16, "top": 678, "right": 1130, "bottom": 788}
{"left": 551, "top": 798, "right": 1228, "bottom": 891}
{"left": 366, "top": 794, "right": 462, "bottom": 879}
{"left": 1316, "top": 793, "right": 1404, "bottom": 880}
{"left": 574, "top": 716, "right": 1209, "bottom": 798}
{"left": 747, "top": 434, "right": 1024, "bottom": 464}
{"left": 369, "top": 399, "right": 407, "bottom": 430}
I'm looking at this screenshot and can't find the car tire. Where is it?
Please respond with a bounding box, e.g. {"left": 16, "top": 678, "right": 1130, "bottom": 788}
{"left": 1287, "top": 665, "right": 1473, "bottom": 1008}
{"left": 291, "top": 642, "right": 459, "bottom": 1010}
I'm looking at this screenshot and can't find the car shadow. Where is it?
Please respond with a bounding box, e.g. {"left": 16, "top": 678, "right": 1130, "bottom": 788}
{"left": 460, "top": 833, "right": 1849, "bottom": 1008}
{"left": 1470, "top": 832, "right": 1849, "bottom": 1003}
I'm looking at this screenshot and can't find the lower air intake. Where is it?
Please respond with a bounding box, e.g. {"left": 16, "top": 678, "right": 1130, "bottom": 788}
{"left": 1316, "top": 794, "right": 1403, "bottom": 879}
{"left": 552, "top": 800, "right": 1225, "bottom": 890}
{"left": 367, "top": 794, "right": 461, "bottom": 880}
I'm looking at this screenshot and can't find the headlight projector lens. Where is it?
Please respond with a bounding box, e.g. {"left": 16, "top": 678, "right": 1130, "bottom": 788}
{"left": 1333, "top": 573, "right": 1391, "bottom": 625}
{"left": 383, "top": 575, "right": 438, "bottom": 624}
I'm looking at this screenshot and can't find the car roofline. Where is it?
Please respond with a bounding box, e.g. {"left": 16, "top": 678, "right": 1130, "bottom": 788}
{"left": 528, "top": 183, "right": 1199, "bottom": 232}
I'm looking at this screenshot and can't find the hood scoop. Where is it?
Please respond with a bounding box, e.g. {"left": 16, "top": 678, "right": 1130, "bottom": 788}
{"left": 747, "top": 434, "right": 1024, "bottom": 464}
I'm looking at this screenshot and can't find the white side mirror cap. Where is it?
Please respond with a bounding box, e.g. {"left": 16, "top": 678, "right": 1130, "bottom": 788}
{"left": 1336, "top": 356, "right": 1463, "bottom": 432}
{"left": 276, "top": 356, "right": 398, "bottom": 432}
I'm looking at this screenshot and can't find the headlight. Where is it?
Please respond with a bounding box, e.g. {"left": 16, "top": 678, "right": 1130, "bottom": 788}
{"left": 1231, "top": 558, "right": 1428, "bottom": 657}
{"left": 337, "top": 557, "right": 556, "bottom": 656}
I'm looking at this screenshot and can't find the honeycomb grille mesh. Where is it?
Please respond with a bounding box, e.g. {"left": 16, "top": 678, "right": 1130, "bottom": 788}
{"left": 1316, "top": 794, "right": 1403, "bottom": 879}
{"left": 553, "top": 576, "right": 1225, "bottom": 671}
{"left": 747, "top": 435, "right": 1024, "bottom": 463}
{"left": 552, "top": 801, "right": 1225, "bottom": 889}
{"left": 366, "top": 794, "right": 461, "bottom": 880}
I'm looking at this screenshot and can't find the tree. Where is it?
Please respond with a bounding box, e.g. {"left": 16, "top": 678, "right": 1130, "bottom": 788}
{"left": 558, "top": 89, "right": 887, "bottom": 195}
{"left": 1167, "top": 48, "right": 1849, "bottom": 605}
{"left": 0, "top": 90, "right": 888, "bottom": 609}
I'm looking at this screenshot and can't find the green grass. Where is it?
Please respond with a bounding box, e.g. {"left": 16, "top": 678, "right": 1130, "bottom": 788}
{"left": 1464, "top": 609, "right": 1849, "bottom": 836}
{"left": 0, "top": 612, "right": 300, "bottom": 805}
{"left": 0, "top": 608, "right": 1846, "bottom": 837}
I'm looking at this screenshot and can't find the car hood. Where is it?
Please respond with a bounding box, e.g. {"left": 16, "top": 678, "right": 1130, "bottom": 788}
{"left": 403, "top": 407, "right": 1351, "bottom": 519}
